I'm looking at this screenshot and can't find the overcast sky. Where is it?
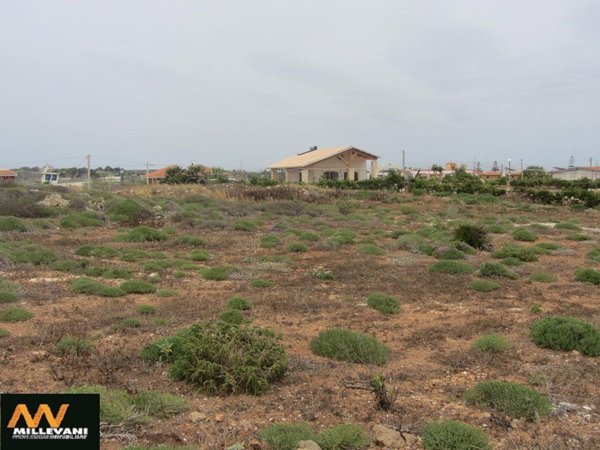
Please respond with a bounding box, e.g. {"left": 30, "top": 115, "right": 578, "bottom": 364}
{"left": 1, "top": 1, "right": 599, "bottom": 171}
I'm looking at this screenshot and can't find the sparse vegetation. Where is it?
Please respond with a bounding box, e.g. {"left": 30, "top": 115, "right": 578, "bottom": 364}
{"left": 479, "top": 262, "right": 518, "bottom": 279}
{"left": 310, "top": 328, "right": 389, "bottom": 365}
{"left": 531, "top": 316, "right": 600, "bottom": 356}
{"left": 429, "top": 260, "right": 475, "bottom": 274}
{"left": 0, "top": 216, "right": 27, "bottom": 232}
{"left": 228, "top": 296, "right": 251, "bottom": 310}
{"left": 367, "top": 292, "right": 400, "bottom": 314}
{"left": 251, "top": 279, "right": 274, "bottom": 288}
{"left": 120, "top": 279, "right": 158, "bottom": 294}
{"left": 454, "top": 224, "right": 489, "bottom": 250}
{"left": 117, "top": 226, "right": 168, "bottom": 242}
{"left": 0, "top": 279, "right": 20, "bottom": 303}
{"left": 422, "top": 420, "right": 491, "bottom": 450}
{"left": 0, "top": 307, "right": 32, "bottom": 322}
{"left": 288, "top": 242, "right": 308, "bottom": 252}
{"left": 358, "top": 244, "right": 385, "bottom": 255}
{"left": 260, "top": 234, "right": 280, "bottom": 248}
{"left": 513, "top": 228, "right": 538, "bottom": 242}
{"left": 575, "top": 267, "right": 600, "bottom": 285}
{"left": 472, "top": 334, "right": 511, "bottom": 353}
{"left": 200, "top": 265, "right": 235, "bottom": 281}
{"left": 57, "top": 337, "right": 93, "bottom": 356}
{"left": 137, "top": 304, "right": 157, "bottom": 315}
{"left": 529, "top": 272, "right": 557, "bottom": 283}
{"left": 219, "top": 309, "right": 245, "bottom": 324}
{"left": 464, "top": 380, "right": 552, "bottom": 420}
{"left": 468, "top": 279, "right": 501, "bottom": 292}
{"left": 261, "top": 423, "right": 316, "bottom": 450}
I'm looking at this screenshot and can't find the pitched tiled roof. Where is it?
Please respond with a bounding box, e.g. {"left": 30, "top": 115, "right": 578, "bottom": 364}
{"left": 269, "top": 146, "right": 378, "bottom": 169}
{"left": 144, "top": 165, "right": 178, "bottom": 178}
{"left": 0, "top": 169, "right": 17, "bottom": 177}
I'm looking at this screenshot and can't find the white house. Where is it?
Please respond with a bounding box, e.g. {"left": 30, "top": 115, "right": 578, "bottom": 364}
{"left": 549, "top": 167, "right": 600, "bottom": 181}
{"left": 269, "top": 146, "right": 379, "bottom": 183}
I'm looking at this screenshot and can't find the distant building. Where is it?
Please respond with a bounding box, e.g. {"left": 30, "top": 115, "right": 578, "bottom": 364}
{"left": 40, "top": 165, "right": 59, "bottom": 184}
{"left": 143, "top": 165, "right": 178, "bottom": 184}
{"left": 549, "top": 167, "right": 600, "bottom": 181}
{"left": 475, "top": 170, "right": 502, "bottom": 181}
{"left": 0, "top": 169, "right": 17, "bottom": 183}
{"left": 269, "top": 146, "right": 379, "bottom": 183}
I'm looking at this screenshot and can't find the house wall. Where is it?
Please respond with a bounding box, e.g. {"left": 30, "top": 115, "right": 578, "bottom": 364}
{"left": 551, "top": 170, "right": 600, "bottom": 181}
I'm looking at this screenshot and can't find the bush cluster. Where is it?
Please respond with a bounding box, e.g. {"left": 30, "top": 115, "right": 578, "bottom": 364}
{"left": 310, "top": 328, "right": 389, "bottom": 365}
{"left": 531, "top": 316, "right": 600, "bottom": 356}
{"left": 422, "top": 420, "right": 491, "bottom": 450}
{"left": 367, "top": 292, "right": 400, "bottom": 314}
{"left": 261, "top": 422, "right": 369, "bottom": 450}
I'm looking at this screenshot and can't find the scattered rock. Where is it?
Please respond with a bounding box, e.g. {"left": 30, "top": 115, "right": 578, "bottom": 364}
{"left": 30, "top": 351, "right": 49, "bottom": 363}
{"left": 189, "top": 411, "right": 207, "bottom": 423}
{"left": 372, "top": 424, "right": 407, "bottom": 448}
{"left": 38, "top": 194, "right": 69, "bottom": 208}
{"left": 296, "top": 440, "right": 321, "bottom": 450}
{"left": 214, "top": 413, "right": 224, "bottom": 422}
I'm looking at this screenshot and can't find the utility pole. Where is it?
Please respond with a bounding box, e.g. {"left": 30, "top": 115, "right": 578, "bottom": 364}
{"left": 146, "top": 162, "right": 150, "bottom": 185}
{"left": 402, "top": 150, "right": 405, "bottom": 171}
{"left": 520, "top": 158, "right": 524, "bottom": 179}
{"left": 86, "top": 154, "right": 91, "bottom": 189}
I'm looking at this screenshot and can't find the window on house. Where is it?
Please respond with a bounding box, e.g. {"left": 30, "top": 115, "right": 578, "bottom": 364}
{"left": 354, "top": 172, "right": 359, "bottom": 181}
{"left": 323, "top": 171, "right": 338, "bottom": 180}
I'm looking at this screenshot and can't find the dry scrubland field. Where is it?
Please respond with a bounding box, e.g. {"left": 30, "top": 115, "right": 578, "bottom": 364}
{"left": 1, "top": 184, "right": 600, "bottom": 450}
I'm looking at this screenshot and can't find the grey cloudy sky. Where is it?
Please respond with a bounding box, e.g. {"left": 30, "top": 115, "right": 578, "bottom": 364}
{"left": 1, "top": 1, "right": 599, "bottom": 170}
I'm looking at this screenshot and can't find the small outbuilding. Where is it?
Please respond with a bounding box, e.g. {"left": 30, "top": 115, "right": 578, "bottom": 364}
{"left": 269, "top": 146, "right": 379, "bottom": 183}
{"left": 0, "top": 169, "right": 17, "bottom": 183}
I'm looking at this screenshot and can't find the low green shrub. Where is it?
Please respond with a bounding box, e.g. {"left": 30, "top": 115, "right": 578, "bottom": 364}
{"left": 0, "top": 241, "right": 57, "bottom": 265}
{"left": 513, "top": 228, "right": 537, "bottom": 242}
{"left": 429, "top": 261, "right": 475, "bottom": 274}
{"left": 142, "top": 260, "right": 174, "bottom": 271}
{"left": 251, "top": 279, "right": 274, "bottom": 288}
{"left": 137, "top": 304, "right": 157, "bottom": 315}
{"left": 158, "top": 321, "right": 287, "bottom": 395}
{"left": 535, "top": 242, "right": 560, "bottom": 251}
{"left": 454, "top": 224, "right": 488, "bottom": 250}
{"left": 200, "top": 266, "right": 235, "bottom": 281}
{"left": 358, "top": 244, "right": 385, "bottom": 255}
{"left": 575, "top": 267, "right": 600, "bottom": 285}
{"left": 313, "top": 267, "right": 334, "bottom": 280}
{"left": 175, "top": 235, "right": 206, "bottom": 246}
{"left": 397, "top": 233, "right": 433, "bottom": 255}
{"left": 233, "top": 220, "right": 257, "bottom": 231}
{"left": 529, "top": 272, "right": 557, "bottom": 283}
{"left": 299, "top": 231, "right": 320, "bottom": 242}
{"left": 106, "top": 198, "right": 153, "bottom": 225}
{"left": 0, "top": 307, "right": 32, "bottom": 322}
{"left": 0, "top": 328, "right": 8, "bottom": 338}
{"left": 367, "top": 292, "right": 400, "bottom": 314}
{"left": 468, "top": 279, "right": 501, "bottom": 292}
{"left": 72, "top": 278, "right": 125, "bottom": 297}
{"left": 57, "top": 337, "right": 93, "bottom": 356}
{"left": 0, "top": 279, "right": 20, "bottom": 303}
{"left": 219, "top": 309, "right": 245, "bottom": 324}
{"left": 0, "top": 216, "right": 27, "bottom": 232}
{"left": 112, "top": 317, "right": 142, "bottom": 331}
{"left": 464, "top": 380, "right": 552, "bottom": 420}
{"left": 493, "top": 244, "right": 539, "bottom": 262}
{"left": 422, "top": 420, "right": 491, "bottom": 450}
{"left": 228, "top": 296, "right": 251, "bottom": 310}
{"left": 117, "top": 226, "right": 168, "bottom": 242}
{"left": 187, "top": 250, "right": 210, "bottom": 261}
{"left": 120, "top": 280, "right": 158, "bottom": 294}
{"left": 75, "top": 244, "right": 118, "bottom": 258}
{"left": 317, "top": 424, "right": 369, "bottom": 450}
{"left": 501, "top": 257, "right": 523, "bottom": 266}
{"left": 472, "top": 334, "right": 511, "bottom": 353}
{"left": 59, "top": 211, "right": 102, "bottom": 229}
{"left": 101, "top": 268, "right": 132, "bottom": 279}
{"left": 586, "top": 248, "right": 600, "bottom": 263}
{"left": 261, "top": 423, "right": 316, "bottom": 450}
{"left": 434, "top": 247, "right": 466, "bottom": 260}
{"left": 566, "top": 233, "right": 591, "bottom": 241}
{"left": 479, "top": 262, "right": 517, "bottom": 279}
{"left": 67, "top": 385, "right": 186, "bottom": 427}
{"left": 555, "top": 222, "right": 580, "bottom": 231}
{"left": 328, "top": 229, "right": 355, "bottom": 246}
{"left": 288, "top": 242, "right": 308, "bottom": 252}
{"left": 531, "top": 316, "right": 600, "bottom": 356}
{"left": 310, "top": 328, "right": 389, "bottom": 365}
{"left": 260, "top": 234, "right": 280, "bottom": 248}
{"left": 156, "top": 289, "right": 178, "bottom": 298}
{"left": 485, "top": 223, "right": 510, "bottom": 234}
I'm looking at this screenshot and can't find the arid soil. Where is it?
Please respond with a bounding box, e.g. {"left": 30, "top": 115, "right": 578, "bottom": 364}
{"left": 1, "top": 186, "right": 599, "bottom": 449}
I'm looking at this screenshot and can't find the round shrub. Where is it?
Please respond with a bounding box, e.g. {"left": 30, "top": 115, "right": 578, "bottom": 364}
{"left": 72, "top": 278, "right": 125, "bottom": 297}
{"left": 575, "top": 268, "right": 600, "bottom": 285}
{"left": 317, "top": 424, "right": 369, "bottom": 450}
{"left": 513, "top": 228, "right": 537, "bottom": 242}
{"left": 468, "top": 279, "right": 500, "bottom": 292}
{"left": 137, "top": 304, "right": 156, "bottom": 315}
{"left": 57, "top": 337, "right": 93, "bottom": 356}
{"left": 358, "top": 244, "right": 385, "bottom": 255}
{"left": 479, "top": 262, "right": 517, "bottom": 279}
{"left": 117, "top": 226, "right": 168, "bottom": 242}
{"left": 472, "top": 334, "right": 511, "bottom": 353}
{"left": 429, "top": 261, "right": 474, "bottom": 274}
{"left": 531, "top": 316, "right": 600, "bottom": 356}
{"left": 227, "top": 296, "right": 251, "bottom": 310}
{"left": 219, "top": 309, "right": 244, "bottom": 324}
{"left": 529, "top": 272, "right": 557, "bottom": 283}
{"left": 464, "top": 380, "right": 552, "bottom": 420}
{"left": 367, "top": 292, "right": 400, "bottom": 314}
{"left": 310, "top": 328, "right": 389, "bottom": 365}
{"left": 288, "top": 242, "right": 308, "bottom": 253}
{"left": 0, "top": 307, "right": 32, "bottom": 322}
{"left": 422, "top": 420, "right": 491, "bottom": 450}
{"left": 434, "top": 247, "right": 466, "bottom": 260}
{"left": 162, "top": 321, "right": 288, "bottom": 395}
{"left": 120, "top": 280, "right": 157, "bottom": 294}
{"left": 0, "top": 279, "right": 20, "bottom": 303}
{"left": 261, "top": 423, "right": 316, "bottom": 450}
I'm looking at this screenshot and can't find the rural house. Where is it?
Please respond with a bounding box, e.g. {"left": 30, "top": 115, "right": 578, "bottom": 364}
{"left": 0, "top": 169, "right": 17, "bottom": 183}
{"left": 144, "top": 165, "right": 178, "bottom": 184}
{"left": 549, "top": 166, "right": 600, "bottom": 181}
{"left": 269, "top": 146, "right": 379, "bottom": 183}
